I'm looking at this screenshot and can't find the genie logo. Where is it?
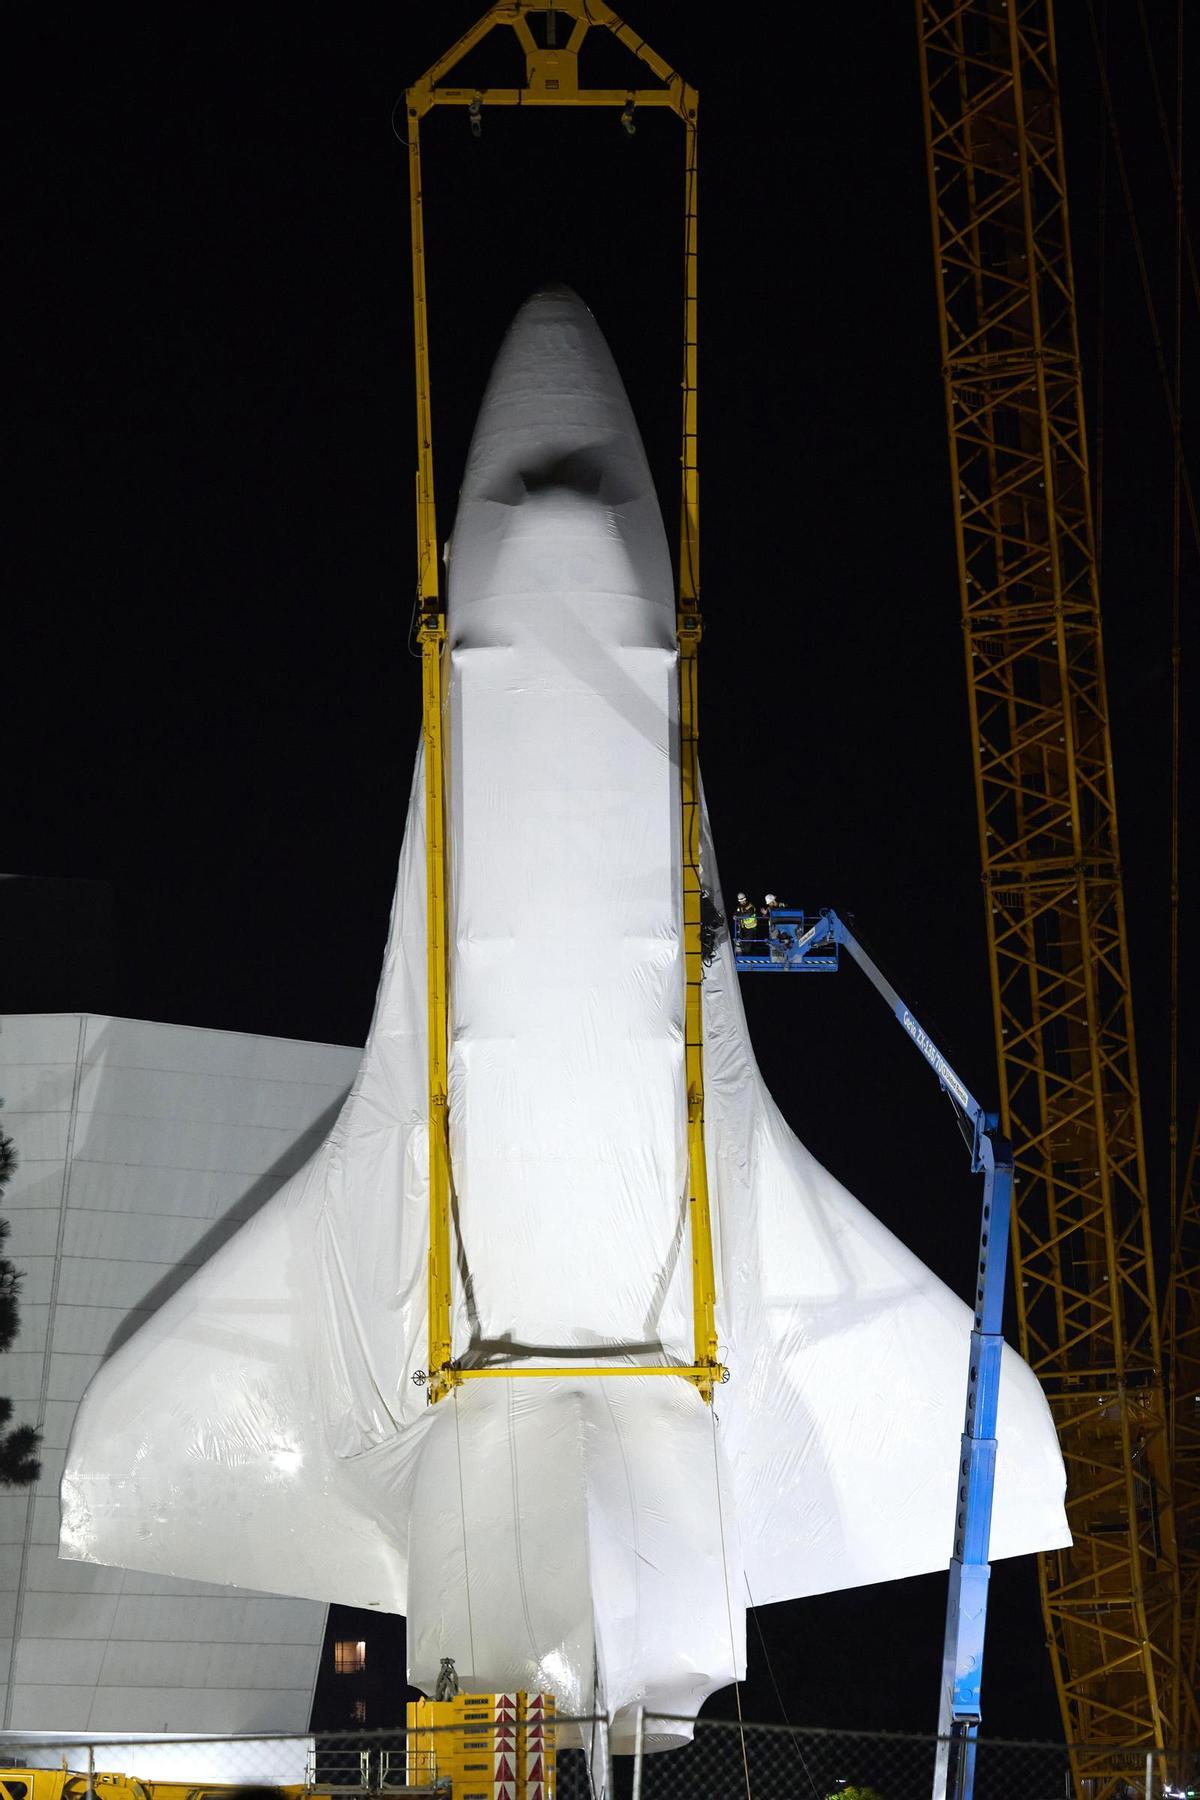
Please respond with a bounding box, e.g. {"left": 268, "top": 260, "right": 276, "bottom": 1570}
{"left": 901, "top": 1009, "right": 972, "bottom": 1112}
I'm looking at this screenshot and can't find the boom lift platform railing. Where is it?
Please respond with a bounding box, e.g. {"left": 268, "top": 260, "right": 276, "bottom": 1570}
{"left": 735, "top": 906, "right": 1012, "bottom": 1800}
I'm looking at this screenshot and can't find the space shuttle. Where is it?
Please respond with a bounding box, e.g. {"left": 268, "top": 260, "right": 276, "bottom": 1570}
{"left": 61, "top": 287, "right": 1068, "bottom": 1746}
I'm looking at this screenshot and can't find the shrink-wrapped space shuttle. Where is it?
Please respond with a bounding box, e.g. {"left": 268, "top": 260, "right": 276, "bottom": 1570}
{"left": 61, "top": 288, "right": 1068, "bottom": 1746}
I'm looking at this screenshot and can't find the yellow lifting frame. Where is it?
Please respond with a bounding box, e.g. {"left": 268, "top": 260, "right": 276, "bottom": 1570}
{"left": 405, "top": 0, "right": 722, "bottom": 1404}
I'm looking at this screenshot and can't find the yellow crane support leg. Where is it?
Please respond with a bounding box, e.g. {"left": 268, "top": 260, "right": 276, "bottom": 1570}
{"left": 679, "top": 608, "right": 719, "bottom": 1387}
{"left": 407, "top": 84, "right": 454, "bottom": 1400}
{"left": 915, "top": 0, "right": 1190, "bottom": 1782}
{"left": 406, "top": 2, "right": 721, "bottom": 1403}
{"left": 421, "top": 609, "right": 454, "bottom": 1398}
{"left": 674, "top": 102, "right": 720, "bottom": 1391}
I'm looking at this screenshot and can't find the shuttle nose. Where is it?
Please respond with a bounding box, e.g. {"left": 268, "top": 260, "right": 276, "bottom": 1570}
{"left": 448, "top": 285, "right": 675, "bottom": 626}
{"left": 458, "top": 286, "right": 649, "bottom": 510}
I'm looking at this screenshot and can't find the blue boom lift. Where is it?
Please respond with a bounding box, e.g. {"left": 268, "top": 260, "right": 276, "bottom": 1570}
{"left": 733, "top": 905, "right": 1013, "bottom": 1800}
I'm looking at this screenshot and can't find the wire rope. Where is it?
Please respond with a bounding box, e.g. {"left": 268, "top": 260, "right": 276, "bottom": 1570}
{"left": 1084, "top": 0, "right": 1200, "bottom": 560}
{"left": 1134, "top": 0, "right": 1199, "bottom": 313}
{"left": 1094, "top": 0, "right": 1109, "bottom": 579}
{"left": 1167, "top": 0, "right": 1184, "bottom": 1238}
{"left": 1094, "top": 0, "right": 1189, "bottom": 1234}
{"left": 390, "top": 93, "right": 411, "bottom": 149}
{"left": 679, "top": 110, "right": 700, "bottom": 609}
{"left": 710, "top": 1408, "right": 753, "bottom": 1800}
{"left": 743, "top": 1576, "right": 822, "bottom": 1800}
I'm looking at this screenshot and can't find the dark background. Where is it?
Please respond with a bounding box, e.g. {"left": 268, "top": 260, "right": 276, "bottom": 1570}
{"left": 7, "top": 1, "right": 1194, "bottom": 1745}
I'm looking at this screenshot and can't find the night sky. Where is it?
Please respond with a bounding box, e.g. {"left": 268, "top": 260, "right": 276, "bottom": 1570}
{"left": 9, "top": 2, "right": 1194, "bottom": 1747}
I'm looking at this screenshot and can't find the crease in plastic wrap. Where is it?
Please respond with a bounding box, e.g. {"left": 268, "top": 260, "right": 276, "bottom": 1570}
{"left": 61, "top": 287, "right": 1069, "bottom": 1748}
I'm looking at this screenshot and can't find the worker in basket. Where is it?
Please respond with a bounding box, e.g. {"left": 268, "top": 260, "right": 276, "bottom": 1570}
{"left": 763, "top": 893, "right": 788, "bottom": 960}
{"left": 733, "top": 893, "right": 759, "bottom": 948}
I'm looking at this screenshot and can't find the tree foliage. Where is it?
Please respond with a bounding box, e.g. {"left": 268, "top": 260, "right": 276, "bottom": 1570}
{"left": 0, "top": 1128, "right": 42, "bottom": 1487}
{"left": 825, "top": 1788, "right": 886, "bottom": 1800}
{"left": 0, "top": 1218, "right": 21, "bottom": 1352}
{"left": 0, "top": 1397, "right": 41, "bottom": 1486}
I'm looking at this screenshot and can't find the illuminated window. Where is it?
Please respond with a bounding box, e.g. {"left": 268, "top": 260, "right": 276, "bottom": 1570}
{"left": 334, "top": 1639, "right": 367, "bottom": 1674}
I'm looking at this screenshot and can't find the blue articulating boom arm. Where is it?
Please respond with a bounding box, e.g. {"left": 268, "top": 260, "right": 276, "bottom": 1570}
{"left": 734, "top": 906, "right": 1012, "bottom": 1800}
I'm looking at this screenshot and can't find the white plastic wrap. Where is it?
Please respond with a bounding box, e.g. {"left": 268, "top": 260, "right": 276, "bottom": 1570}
{"left": 61, "top": 288, "right": 1068, "bottom": 1746}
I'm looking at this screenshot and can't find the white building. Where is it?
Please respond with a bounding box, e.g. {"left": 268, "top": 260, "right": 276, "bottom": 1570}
{"left": 0, "top": 1013, "right": 361, "bottom": 1734}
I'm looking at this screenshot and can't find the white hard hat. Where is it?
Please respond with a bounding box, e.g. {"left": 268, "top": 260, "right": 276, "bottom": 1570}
{"left": 736, "top": 893, "right": 748, "bottom": 904}
{"left": 765, "top": 894, "right": 777, "bottom": 906}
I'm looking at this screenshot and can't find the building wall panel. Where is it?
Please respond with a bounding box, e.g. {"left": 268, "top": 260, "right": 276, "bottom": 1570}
{"left": 0, "top": 1012, "right": 361, "bottom": 1734}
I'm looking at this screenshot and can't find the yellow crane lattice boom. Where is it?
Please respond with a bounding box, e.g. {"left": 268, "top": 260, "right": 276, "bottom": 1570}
{"left": 914, "top": 0, "right": 1188, "bottom": 1784}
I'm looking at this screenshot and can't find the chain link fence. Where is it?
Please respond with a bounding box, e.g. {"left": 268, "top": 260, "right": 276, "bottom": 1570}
{"left": 634, "top": 1717, "right": 1198, "bottom": 1799}
{"left": 1, "top": 1722, "right": 1195, "bottom": 1800}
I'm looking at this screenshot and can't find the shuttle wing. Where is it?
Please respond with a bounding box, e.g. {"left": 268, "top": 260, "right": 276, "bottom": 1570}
{"left": 698, "top": 861, "right": 1070, "bottom": 1605}
{"left": 60, "top": 758, "right": 436, "bottom": 1613}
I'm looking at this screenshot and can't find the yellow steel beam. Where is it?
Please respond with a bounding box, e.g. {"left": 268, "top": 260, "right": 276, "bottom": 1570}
{"left": 451, "top": 1363, "right": 726, "bottom": 1393}
{"left": 411, "top": 88, "right": 681, "bottom": 110}
{"left": 420, "top": 610, "right": 453, "bottom": 1396}
{"left": 675, "top": 83, "right": 714, "bottom": 1380}
{"left": 915, "top": 0, "right": 1188, "bottom": 1783}
{"left": 679, "top": 607, "right": 718, "bottom": 1376}
{"left": 408, "top": 114, "right": 439, "bottom": 612}
{"left": 406, "top": 0, "right": 695, "bottom": 124}
{"left": 408, "top": 81, "right": 453, "bottom": 1397}
{"left": 407, "top": 2, "right": 718, "bottom": 1404}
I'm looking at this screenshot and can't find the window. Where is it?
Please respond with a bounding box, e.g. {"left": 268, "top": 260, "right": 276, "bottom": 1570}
{"left": 351, "top": 1699, "right": 367, "bottom": 1724}
{"left": 334, "top": 1639, "right": 367, "bottom": 1674}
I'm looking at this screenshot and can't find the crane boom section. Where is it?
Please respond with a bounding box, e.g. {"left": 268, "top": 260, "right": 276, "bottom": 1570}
{"left": 914, "top": 0, "right": 1188, "bottom": 1781}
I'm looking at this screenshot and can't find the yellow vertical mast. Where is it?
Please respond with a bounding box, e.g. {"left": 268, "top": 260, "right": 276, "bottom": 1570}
{"left": 674, "top": 100, "right": 719, "bottom": 1380}
{"left": 406, "top": 103, "right": 454, "bottom": 1395}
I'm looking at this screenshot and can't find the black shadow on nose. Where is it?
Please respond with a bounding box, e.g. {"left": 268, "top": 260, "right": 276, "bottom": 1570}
{"left": 520, "top": 447, "right": 604, "bottom": 497}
